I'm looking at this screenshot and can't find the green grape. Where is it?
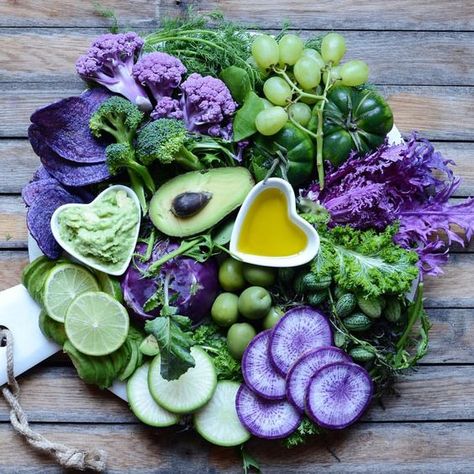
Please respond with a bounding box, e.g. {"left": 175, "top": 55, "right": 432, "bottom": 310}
{"left": 321, "top": 33, "right": 346, "bottom": 64}
{"left": 340, "top": 60, "right": 369, "bottom": 86}
{"left": 278, "top": 34, "right": 304, "bottom": 66}
{"left": 302, "top": 48, "right": 325, "bottom": 70}
{"left": 293, "top": 57, "right": 322, "bottom": 90}
{"left": 255, "top": 107, "right": 288, "bottom": 136}
{"left": 263, "top": 76, "right": 293, "bottom": 106}
{"left": 323, "top": 65, "right": 342, "bottom": 85}
{"left": 288, "top": 103, "right": 312, "bottom": 126}
{"left": 252, "top": 34, "right": 280, "bottom": 69}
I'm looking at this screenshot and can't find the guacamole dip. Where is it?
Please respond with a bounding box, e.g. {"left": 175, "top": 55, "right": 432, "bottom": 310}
{"left": 58, "top": 189, "right": 139, "bottom": 270}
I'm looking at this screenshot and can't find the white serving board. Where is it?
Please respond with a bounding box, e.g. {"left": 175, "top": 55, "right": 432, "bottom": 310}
{"left": 0, "top": 125, "right": 403, "bottom": 399}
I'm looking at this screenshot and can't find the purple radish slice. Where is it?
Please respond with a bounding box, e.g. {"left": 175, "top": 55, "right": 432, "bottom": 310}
{"left": 236, "top": 384, "right": 302, "bottom": 439}
{"left": 242, "top": 330, "right": 286, "bottom": 400}
{"left": 306, "top": 362, "right": 373, "bottom": 430}
{"left": 286, "top": 346, "right": 351, "bottom": 412}
{"left": 270, "top": 306, "right": 332, "bottom": 376}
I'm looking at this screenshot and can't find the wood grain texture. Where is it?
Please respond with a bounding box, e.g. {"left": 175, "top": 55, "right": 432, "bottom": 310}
{"left": 160, "top": 0, "right": 474, "bottom": 31}
{"left": 0, "top": 0, "right": 157, "bottom": 28}
{"left": 1, "top": 422, "right": 474, "bottom": 473}
{"left": 2, "top": 84, "right": 473, "bottom": 140}
{"left": 2, "top": 363, "right": 474, "bottom": 424}
{"left": 1, "top": 30, "right": 473, "bottom": 86}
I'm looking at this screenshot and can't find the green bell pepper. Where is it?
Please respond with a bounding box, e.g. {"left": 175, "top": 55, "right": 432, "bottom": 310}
{"left": 308, "top": 85, "right": 394, "bottom": 166}
{"left": 251, "top": 123, "right": 315, "bottom": 186}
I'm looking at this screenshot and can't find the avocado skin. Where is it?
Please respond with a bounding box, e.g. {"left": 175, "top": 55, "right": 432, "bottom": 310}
{"left": 150, "top": 167, "right": 255, "bottom": 237}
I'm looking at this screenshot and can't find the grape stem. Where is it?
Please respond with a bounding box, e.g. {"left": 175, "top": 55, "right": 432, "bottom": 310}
{"left": 272, "top": 67, "right": 325, "bottom": 101}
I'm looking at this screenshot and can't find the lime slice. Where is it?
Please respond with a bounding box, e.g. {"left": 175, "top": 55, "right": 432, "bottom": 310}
{"left": 43, "top": 263, "right": 99, "bottom": 322}
{"left": 65, "top": 291, "right": 129, "bottom": 356}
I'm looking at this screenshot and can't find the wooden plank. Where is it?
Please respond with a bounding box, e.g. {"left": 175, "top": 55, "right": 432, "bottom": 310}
{"left": 0, "top": 140, "right": 39, "bottom": 193}
{"left": 0, "top": 422, "right": 474, "bottom": 473}
{"left": 1, "top": 364, "right": 473, "bottom": 424}
{"left": 0, "top": 0, "right": 157, "bottom": 28}
{"left": 159, "top": 0, "right": 474, "bottom": 31}
{"left": 1, "top": 30, "right": 473, "bottom": 86}
{"left": 0, "top": 251, "right": 28, "bottom": 290}
{"left": 1, "top": 84, "right": 474, "bottom": 140}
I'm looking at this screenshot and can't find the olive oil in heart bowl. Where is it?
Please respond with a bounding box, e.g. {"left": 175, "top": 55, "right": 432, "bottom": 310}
{"left": 230, "top": 178, "right": 320, "bottom": 267}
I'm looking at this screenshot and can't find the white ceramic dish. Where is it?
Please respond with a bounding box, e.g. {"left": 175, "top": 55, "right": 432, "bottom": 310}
{"left": 50, "top": 185, "right": 141, "bottom": 276}
{"left": 230, "top": 177, "right": 320, "bottom": 267}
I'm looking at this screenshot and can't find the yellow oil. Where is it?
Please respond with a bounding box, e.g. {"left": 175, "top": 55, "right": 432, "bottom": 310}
{"left": 237, "top": 188, "right": 307, "bottom": 257}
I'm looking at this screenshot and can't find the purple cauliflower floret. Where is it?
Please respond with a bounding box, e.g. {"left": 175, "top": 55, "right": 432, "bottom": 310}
{"left": 179, "top": 73, "right": 237, "bottom": 139}
{"left": 133, "top": 52, "right": 187, "bottom": 103}
{"left": 151, "top": 97, "right": 184, "bottom": 120}
{"left": 76, "top": 32, "right": 152, "bottom": 111}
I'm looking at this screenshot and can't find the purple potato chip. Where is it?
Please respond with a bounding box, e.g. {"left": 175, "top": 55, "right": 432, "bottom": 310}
{"left": 26, "top": 191, "right": 79, "bottom": 259}
{"left": 22, "top": 179, "right": 63, "bottom": 207}
{"left": 32, "top": 166, "right": 52, "bottom": 182}
{"left": 30, "top": 87, "right": 111, "bottom": 164}
{"left": 29, "top": 124, "right": 111, "bottom": 187}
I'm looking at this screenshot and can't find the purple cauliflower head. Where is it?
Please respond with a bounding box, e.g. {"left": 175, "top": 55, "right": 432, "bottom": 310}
{"left": 150, "top": 97, "right": 184, "bottom": 120}
{"left": 180, "top": 73, "right": 237, "bottom": 139}
{"left": 133, "top": 52, "right": 187, "bottom": 102}
{"left": 76, "top": 32, "right": 152, "bottom": 111}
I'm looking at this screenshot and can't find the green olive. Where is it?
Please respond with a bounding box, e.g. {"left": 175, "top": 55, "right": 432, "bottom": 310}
{"left": 211, "top": 293, "right": 239, "bottom": 327}
{"left": 243, "top": 264, "right": 276, "bottom": 288}
{"left": 262, "top": 306, "right": 284, "bottom": 329}
{"left": 218, "top": 258, "right": 246, "bottom": 292}
{"left": 238, "top": 286, "right": 272, "bottom": 320}
{"left": 226, "top": 323, "right": 257, "bottom": 360}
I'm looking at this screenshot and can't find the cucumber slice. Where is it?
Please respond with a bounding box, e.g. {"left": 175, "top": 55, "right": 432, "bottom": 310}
{"left": 194, "top": 381, "right": 250, "bottom": 447}
{"left": 148, "top": 346, "right": 217, "bottom": 414}
{"left": 127, "top": 363, "right": 179, "bottom": 427}
{"left": 119, "top": 339, "right": 139, "bottom": 381}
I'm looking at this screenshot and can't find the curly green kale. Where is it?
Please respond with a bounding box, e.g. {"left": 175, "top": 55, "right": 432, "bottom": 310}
{"left": 311, "top": 224, "right": 419, "bottom": 298}
{"left": 192, "top": 323, "right": 242, "bottom": 382}
{"left": 282, "top": 418, "right": 323, "bottom": 449}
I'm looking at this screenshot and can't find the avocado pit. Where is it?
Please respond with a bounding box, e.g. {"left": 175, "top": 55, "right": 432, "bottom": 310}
{"left": 171, "top": 191, "right": 213, "bottom": 218}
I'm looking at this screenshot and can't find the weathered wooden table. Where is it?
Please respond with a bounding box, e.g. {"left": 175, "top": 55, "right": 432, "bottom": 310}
{"left": 0, "top": 1, "right": 473, "bottom": 472}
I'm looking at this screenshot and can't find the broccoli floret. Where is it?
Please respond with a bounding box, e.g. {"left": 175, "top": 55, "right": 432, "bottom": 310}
{"left": 136, "top": 119, "right": 204, "bottom": 171}
{"left": 76, "top": 32, "right": 152, "bottom": 111}
{"left": 179, "top": 73, "right": 237, "bottom": 139}
{"left": 89, "top": 96, "right": 155, "bottom": 213}
{"left": 90, "top": 96, "right": 144, "bottom": 144}
{"left": 132, "top": 52, "right": 187, "bottom": 102}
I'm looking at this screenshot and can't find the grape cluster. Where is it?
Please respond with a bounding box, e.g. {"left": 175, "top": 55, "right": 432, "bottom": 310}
{"left": 251, "top": 33, "right": 369, "bottom": 137}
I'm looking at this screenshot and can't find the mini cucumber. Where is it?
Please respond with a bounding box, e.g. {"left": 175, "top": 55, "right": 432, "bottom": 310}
{"left": 385, "top": 298, "right": 402, "bottom": 323}
{"left": 343, "top": 313, "right": 373, "bottom": 332}
{"left": 148, "top": 346, "right": 217, "bottom": 414}
{"left": 127, "top": 363, "right": 179, "bottom": 427}
{"left": 335, "top": 293, "right": 357, "bottom": 318}
{"left": 307, "top": 291, "right": 328, "bottom": 307}
{"left": 349, "top": 347, "right": 376, "bottom": 363}
{"left": 357, "top": 296, "right": 382, "bottom": 319}
{"left": 194, "top": 381, "right": 250, "bottom": 447}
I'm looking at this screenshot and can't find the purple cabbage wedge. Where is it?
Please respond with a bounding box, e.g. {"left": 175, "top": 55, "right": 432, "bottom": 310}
{"left": 28, "top": 88, "right": 112, "bottom": 187}
{"left": 302, "top": 135, "right": 474, "bottom": 276}
{"left": 122, "top": 240, "right": 218, "bottom": 323}
{"left": 76, "top": 32, "right": 152, "bottom": 111}
{"left": 23, "top": 169, "right": 85, "bottom": 259}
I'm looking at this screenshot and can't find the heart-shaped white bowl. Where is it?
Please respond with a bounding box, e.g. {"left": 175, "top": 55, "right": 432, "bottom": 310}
{"left": 50, "top": 185, "right": 141, "bottom": 276}
{"left": 230, "top": 178, "right": 320, "bottom": 268}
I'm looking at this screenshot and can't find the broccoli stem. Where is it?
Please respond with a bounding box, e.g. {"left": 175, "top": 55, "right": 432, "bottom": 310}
{"left": 128, "top": 161, "right": 156, "bottom": 194}
{"left": 128, "top": 171, "right": 148, "bottom": 214}
{"left": 176, "top": 146, "right": 205, "bottom": 171}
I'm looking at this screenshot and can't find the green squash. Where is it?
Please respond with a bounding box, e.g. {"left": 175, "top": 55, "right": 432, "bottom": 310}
{"left": 308, "top": 86, "right": 394, "bottom": 166}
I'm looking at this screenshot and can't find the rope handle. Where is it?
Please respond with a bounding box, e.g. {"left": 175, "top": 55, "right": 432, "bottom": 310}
{"left": 0, "top": 328, "right": 107, "bottom": 472}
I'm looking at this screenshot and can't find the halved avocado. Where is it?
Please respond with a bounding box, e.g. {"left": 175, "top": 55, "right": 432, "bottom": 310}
{"left": 149, "top": 167, "right": 255, "bottom": 237}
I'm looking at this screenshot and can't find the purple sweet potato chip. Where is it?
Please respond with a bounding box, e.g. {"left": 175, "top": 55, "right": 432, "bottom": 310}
{"left": 26, "top": 190, "right": 79, "bottom": 259}
{"left": 30, "top": 87, "right": 111, "bottom": 164}
{"left": 32, "top": 166, "right": 52, "bottom": 182}
{"left": 29, "top": 124, "right": 111, "bottom": 187}
{"left": 22, "top": 179, "right": 61, "bottom": 207}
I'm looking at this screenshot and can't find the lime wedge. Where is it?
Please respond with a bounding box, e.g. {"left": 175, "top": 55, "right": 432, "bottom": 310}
{"left": 43, "top": 263, "right": 99, "bottom": 322}
{"left": 65, "top": 291, "right": 129, "bottom": 356}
